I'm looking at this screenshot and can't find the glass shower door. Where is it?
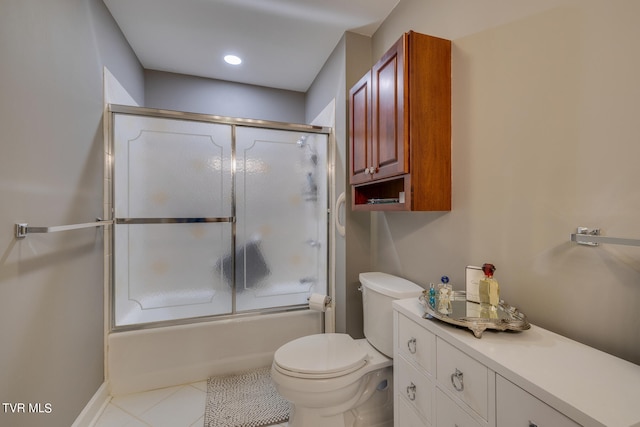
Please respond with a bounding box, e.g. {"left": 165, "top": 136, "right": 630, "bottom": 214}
{"left": 112, "top": 113, "right": 233, "bottom": 327}
{"left": 234, "top": 128, "right": 328, "bottom": 311}
{"left": 110, "top": 107, "right": 330, "bottom": 329}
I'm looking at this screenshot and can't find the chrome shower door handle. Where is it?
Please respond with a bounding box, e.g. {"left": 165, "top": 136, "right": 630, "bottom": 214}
{"left": 407, "top": 337, "right": 417, "bottom": 354}
{"left": 406, "top": 382, "right": 416, "bottom": 401}
{"left": 451, "top": 369, "right": 464, "bottom": 392}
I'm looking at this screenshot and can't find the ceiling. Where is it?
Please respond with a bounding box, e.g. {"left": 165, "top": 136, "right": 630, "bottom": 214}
{"left": 103, "top": 0, "right": 400, "bottom": 92}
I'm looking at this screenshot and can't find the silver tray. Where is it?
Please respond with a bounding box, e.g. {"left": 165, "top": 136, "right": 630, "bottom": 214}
{"left": 418, "top": 291, "right": 530, "bottom": 338}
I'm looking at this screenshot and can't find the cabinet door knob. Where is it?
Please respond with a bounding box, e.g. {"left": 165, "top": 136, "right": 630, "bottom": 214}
{"left": 451, "top": 368, "right": 464, "bottom": 392}
{"left": 406, "top": 382, "right": 416, "bottom": 401}
{"left": 369, "top": 166, "right": 376, "bottom": 175}
{"left": 407, "top": 337, "right": 417, "bottom": 354}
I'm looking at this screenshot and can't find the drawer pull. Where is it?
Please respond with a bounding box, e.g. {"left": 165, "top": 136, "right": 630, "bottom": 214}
{"left": 529, "top": 422, "right": 538, "bottom": 427}
{"left": 451, "top": 369, "right": 464, "bottom": 391}
{"left": 406, "top": 382, "right": 417, "bottom": 401}
{"left": 407, "top": 337, "right": 417, "bottom": 354}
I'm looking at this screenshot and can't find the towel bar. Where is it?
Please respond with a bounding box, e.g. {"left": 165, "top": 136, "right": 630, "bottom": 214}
{"left": 15, "top": 219, "right": 112, "bottom": 239}
{"left": 570, "top": 227, "right": 640, "bottom": 247}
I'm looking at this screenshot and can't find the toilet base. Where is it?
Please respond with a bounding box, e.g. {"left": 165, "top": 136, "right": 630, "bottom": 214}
{"left": 286, "top": 367, "right": 393, "bottom": 427}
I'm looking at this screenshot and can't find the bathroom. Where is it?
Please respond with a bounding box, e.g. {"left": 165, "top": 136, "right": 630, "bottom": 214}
{"left": 2, "top": 0, "right": 640, "bottom": 426}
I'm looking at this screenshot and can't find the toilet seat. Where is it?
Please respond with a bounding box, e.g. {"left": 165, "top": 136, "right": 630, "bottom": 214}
{"left": 273, "top": 334, "right": 368, "bottom": 379}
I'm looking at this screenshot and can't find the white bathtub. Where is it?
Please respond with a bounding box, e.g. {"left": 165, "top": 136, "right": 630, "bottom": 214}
{"left": 107, "top": 309, "right": 323, "bottom": 395}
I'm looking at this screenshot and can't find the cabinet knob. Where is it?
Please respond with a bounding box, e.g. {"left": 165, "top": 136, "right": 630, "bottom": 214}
{"left": 451, "top": 368, "right": 464, "bottom": 392}
{"left": 406, "top": 382, "right": 416, "bottom": 401}
{"left": 407, "top": 337, "right": 417, "bottom": 354}
{"left": 369, "top": 166, "right": 376, "bottom": 175}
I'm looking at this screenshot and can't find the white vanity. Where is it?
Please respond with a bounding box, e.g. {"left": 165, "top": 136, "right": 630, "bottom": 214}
{"left": 393, "top": 297, "right": 640, "bottom": 427}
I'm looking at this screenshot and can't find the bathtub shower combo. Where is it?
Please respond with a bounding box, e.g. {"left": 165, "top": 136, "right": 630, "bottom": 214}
{"left": 109, "top": 105, "right": 329, "bottom": 327}
{"left": 106, "top": 105, "right": 331, "bottom": 393}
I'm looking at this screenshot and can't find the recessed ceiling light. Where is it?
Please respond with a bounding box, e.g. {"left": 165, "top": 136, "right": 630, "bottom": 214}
{"left": 224, "top": 54, "right": 242, "bottom": 65}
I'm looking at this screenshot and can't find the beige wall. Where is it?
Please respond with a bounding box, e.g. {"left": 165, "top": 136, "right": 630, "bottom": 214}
{"left": 368, "top": 0, "right": 640, "bottom": 364}
{"left": 0, "top": 1, "right": 144, "bottom": 426}
{"left": 306, "top": 32, "right": 373, "bottom": 337}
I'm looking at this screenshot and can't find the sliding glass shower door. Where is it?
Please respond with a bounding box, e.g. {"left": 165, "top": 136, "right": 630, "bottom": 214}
{"left": 110, "top": 107, "right": 328, "bottom": 328}
{"left": 235, "top": 127, "right": 327, "bottom": 311}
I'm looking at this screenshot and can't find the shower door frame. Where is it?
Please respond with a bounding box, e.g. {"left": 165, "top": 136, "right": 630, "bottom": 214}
{"left": 106, "top": 104, "right": 333, "bottom": 332}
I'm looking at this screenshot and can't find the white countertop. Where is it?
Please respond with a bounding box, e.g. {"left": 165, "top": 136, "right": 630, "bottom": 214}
{"left": 393, "top": 298, "right": 640, "bottom": 427}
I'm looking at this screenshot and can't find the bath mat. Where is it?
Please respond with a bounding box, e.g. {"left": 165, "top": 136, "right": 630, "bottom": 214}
{"left": 204, "top": 366, "right": 290, "bottom": 427}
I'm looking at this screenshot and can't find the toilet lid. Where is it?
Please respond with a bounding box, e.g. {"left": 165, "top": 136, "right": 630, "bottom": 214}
{"left": 274, "top": 334, "right": 368, "bottom": 378}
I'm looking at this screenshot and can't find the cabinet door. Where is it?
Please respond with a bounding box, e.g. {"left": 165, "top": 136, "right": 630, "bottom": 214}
{"left": 349, "top": 71, "right": 372, "bottom": 185}
{"left": 496, "top": 376, "right": 580, "bottom": 427}
{"left": 398, "top": 397, "right": 431, "bottom": 427}
{"left": 436, "top": 389, "right": 482, "bottom": 427}
{"left": 371, "top": 35, "right": 408, "bottom": 181}
{"left": 436, "top": 338, "right": 489, "bottom": 421}
{"left": 397, "top": 314, "right": 436, "bottom": 375}
{"left": 397, "top": 355, "right": 434, "bottom": 423}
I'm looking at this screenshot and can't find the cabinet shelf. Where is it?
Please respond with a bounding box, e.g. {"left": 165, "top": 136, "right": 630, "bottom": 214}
{"left": 352, "top": 175, "right": 408, "bottom": 211}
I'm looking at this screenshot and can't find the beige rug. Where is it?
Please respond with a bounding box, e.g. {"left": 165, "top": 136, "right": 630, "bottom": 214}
{"left": 204, "top": 366, "right": 290, "bottom": 427}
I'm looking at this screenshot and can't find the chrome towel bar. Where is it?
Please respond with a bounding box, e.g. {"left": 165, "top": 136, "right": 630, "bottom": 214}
{"left": 15, "top": 219, "right": 113, "bottom": 239}
{"left": 14, "top": 216, "right": 236, "bottom": 239}
{"left": 570, "top": 227, "right": 640, "bottom": 247}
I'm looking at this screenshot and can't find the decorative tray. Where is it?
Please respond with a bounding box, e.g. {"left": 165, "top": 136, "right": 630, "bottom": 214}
{"left": 418, "top": 291, "right": 530, "bottom": 338}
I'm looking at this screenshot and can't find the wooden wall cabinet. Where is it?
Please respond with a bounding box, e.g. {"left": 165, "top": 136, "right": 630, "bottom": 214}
{"left": 349, "top": 31, "right": 451, "bottom": 211}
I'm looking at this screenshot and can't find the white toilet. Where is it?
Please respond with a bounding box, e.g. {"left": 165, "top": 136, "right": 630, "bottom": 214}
{"left": 271, "top": 272, "right": 423, "bottom": 427}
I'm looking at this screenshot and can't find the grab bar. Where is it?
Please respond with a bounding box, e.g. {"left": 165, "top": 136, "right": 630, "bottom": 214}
{"left": 115, "top": 217, "right": 235, "bottom": 225}
{"left": 15, "top": 219, "right": 112, "bottom": 239}
{"left": 570, "top": 227, "right": 640, "bottom": 247}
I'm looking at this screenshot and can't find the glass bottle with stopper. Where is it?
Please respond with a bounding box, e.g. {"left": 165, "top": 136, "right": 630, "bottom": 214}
{"left": 437, "top": 276, "right": 452, "bottom": 314}
{"left": 479, "top": 263, "right": 499, "bottom": 311}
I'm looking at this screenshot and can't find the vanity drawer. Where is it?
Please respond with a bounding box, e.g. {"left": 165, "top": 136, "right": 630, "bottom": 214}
{"left": 397, "top": 354, "right": 434, "bottom": 423}
{"left": 436, "top": 338, "right": 488, "bottom": 420}
{"left": 398, "top": 396, "right": 431, "bottom": 427}
{"left": 397, "top": 314, "right": 436, "bottom": 374}
{"left": 496, "top": 375, "right": 580, "bottom": 427}
{"left": 436, "top": 388, "right": 482, "bottom": 427}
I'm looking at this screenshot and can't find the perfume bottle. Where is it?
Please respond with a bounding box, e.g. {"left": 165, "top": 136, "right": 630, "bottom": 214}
{"left": 436, "top": 276, "right": 453, "bottom": 314}
{"left": 479, "top": 263, "right": 499, "bottom": 311}
{"left": 428, "top": 283, "right": 436, "bottom": 308}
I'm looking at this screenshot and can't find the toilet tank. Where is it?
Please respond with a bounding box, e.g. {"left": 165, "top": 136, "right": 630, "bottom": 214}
{"left": 360, "top": 272, "right": 423, "bottom": 358}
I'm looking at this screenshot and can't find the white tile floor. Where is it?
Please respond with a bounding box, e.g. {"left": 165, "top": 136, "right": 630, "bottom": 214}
{"left": 93, "top": 380, "right": 288, "bottom": 427}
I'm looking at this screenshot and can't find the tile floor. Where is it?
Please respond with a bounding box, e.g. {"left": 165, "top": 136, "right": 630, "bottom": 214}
{"left": 93, "top": 380, "right": 288, "bottom": 427}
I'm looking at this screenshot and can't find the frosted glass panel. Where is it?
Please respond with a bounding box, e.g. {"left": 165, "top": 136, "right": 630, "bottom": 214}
{"left": 113, "top": 115, "right": 232, "bottom": 219}
{"left": 112, "top": 114, "right": 233, "bottom": 326}
{"left": 114, "top": 223, "right": 232, "bottom": 326}
{"left": 235, "top": 128, "right": 328, "bottom": 311}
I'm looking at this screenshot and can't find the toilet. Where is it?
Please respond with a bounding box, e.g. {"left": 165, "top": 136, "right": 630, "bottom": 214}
{"left": 271, "top": 272, "right": 423, "bottom": 427}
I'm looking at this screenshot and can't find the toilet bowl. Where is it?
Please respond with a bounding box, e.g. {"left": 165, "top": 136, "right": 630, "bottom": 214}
{"left": 271, "top": 272, "right": 424, "bottom": 427}
{"left": 271, "top": 333, "right": 393, "bottom": 427}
